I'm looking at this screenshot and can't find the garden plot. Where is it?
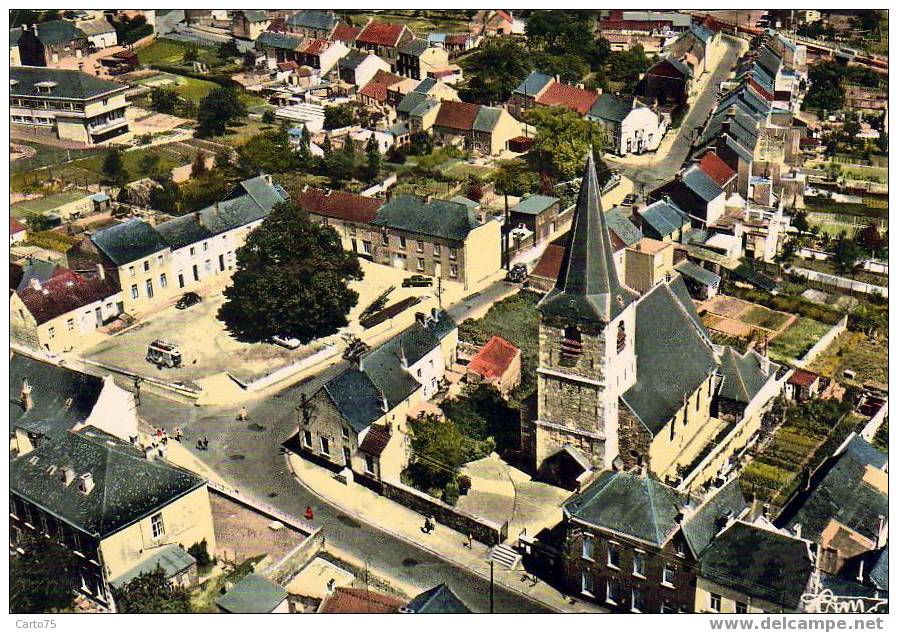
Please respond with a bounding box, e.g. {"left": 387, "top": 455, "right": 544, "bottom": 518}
{"left": 700, "top": 295, "right": 795, "bottom": 341}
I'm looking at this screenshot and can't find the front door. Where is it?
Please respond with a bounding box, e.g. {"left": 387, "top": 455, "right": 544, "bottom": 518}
{"left": 343, "top": 446, "right": 352, "bottom": 466}
{"left": 219, "top": 254, "right": 225, "bottom": 272}
{"left": 192, "top": 265, "right": 199, "bottom": 282}
{"left": 95, "top": 307, "right": 103, "bottom": 327}
{"left": 178, "top": 273, "right": 185, "bottom": 288}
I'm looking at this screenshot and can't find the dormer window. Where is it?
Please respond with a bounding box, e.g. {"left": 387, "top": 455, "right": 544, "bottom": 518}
{"left": 35, "top": 81, "right": 57, "bottom": 94}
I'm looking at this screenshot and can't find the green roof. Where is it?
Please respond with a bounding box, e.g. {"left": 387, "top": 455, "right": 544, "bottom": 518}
{"left": 11, "top": 426, "right": 206, "bottom": 539}
{"left": 372, "top": 195, "right": 480, "bottom": 241}
{"left": 11, "top": 190, "right": 92, "bottom": 216}
{"left": 681, "top": 479, "right": 748, "bottom": 557}
{"left": 538, "top": 152, "right": 638, "bottom": 324}
{"left": 511, "top": 194, "right": 559, "bottom": 216}
{"left": 110, "top": 544, "right": 195, "bottom": 588}
{"left": 29, "top": 19, "right": 85, "bottom": 46}
{"left": 675, "top": 260, "right": 721, "bottom": 287}
{"left": 255, "top": 30, "right": 303, "bottom": 50}
{"left": 472, "top": 106, "right": 503, "bottom": 133}
{"left": 566, "top": 470, "right": 685, "bottom": 545}
{"left": 215, "top": 574, "right": 288, "bottom": 613}
{"left": 699, "top": 522, "right": 813, "bottom": 609}
{"left": 406, "top": 584, "right": 472, "bottom": 613}
{"left": 605, "top": 207, "right": 642, "bottom": 247}
{"left": 11, "top": 66, "right": 126, "bottom": 100}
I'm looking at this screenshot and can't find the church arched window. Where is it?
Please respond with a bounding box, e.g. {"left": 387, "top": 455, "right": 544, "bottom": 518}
{"left": 561, "top": 326, "right": 582, "bottom": 361}
{"left": 616, "top": 321, "right": 626, "bottom": 353}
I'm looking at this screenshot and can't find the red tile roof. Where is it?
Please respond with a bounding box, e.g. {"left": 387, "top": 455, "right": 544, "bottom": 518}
{"left": 530, "top": 243, "right": 566, "bottom": 280}
{"left": 493, "top": 10, "right": 513, "bottom": 24}
{"left": 358, "top": 425, "right": 391, "bottom": 456}
{"left": 696, "top": 150, "right": 737, "bottom": 187}
{"left": 11, "top": 217, "right": 27, "bottom": 235}
{"left": 788, "top": 368, "right": 820, "bottom": 387}
{"left": 266, "top": 17, "right": 287, "bottom": 32}
{"left": 599, "top": 19, "right": 672, "bottom": 32}
{"left": 468, "top": 336, "right": 519, "bottom": 381}
{"left": 358, "top": 70, "right": 404, "bottom": 102}
{"left": 297, "top": 187, "right": 383, "bottom": 223}
{"left": 748, "top": 78, "right": 774, "bottom": 102}
{"left": 331, "top": 22, "right": 360, "bottom": 44}
{"left": 357, "top": 21, "right": 408, "bottom": 48}
{"left": 17, "top": 273, "right": 118, "bottom": 325}
{"left": 535, "top": 82, "right": 599, "bottom": 116}
{"left": 647, "top": 58, "right": 690, "bottom": 79}
{"left": 277, "top": 60, "right": 299, "bottom": 72}
{"left": 434, "top": 101, "right": 480, "bottom": 130}
{"left": 319, "top": 588, "right": 403, "bottom": 614}
{"left": 445, "top": 33, "right": 470, "bottom": 46}
{"left": 299, "top": 38, "right": 330, "bottom": 56}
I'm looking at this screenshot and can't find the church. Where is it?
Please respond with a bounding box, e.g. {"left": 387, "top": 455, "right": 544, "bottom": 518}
{"left": 521, "top": 152, "right": 784, "bottom": 492}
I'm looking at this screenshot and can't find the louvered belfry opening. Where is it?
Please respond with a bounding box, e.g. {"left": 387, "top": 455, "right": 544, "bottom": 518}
{"left": 561, "top": 325, "right": 583, "bottom": 365}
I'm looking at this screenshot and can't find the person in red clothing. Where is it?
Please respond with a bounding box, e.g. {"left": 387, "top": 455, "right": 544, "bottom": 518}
{"left": 304, "top": 506, "right": 314, "bottom": 521}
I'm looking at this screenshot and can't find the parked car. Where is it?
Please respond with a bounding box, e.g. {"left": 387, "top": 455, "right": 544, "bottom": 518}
{"left": 146, "top": 339, "right": 182, "bottom": 368}
{"left": 402, "top": 274, "right": 434, "bottom": 288}
{"left": 621, "top": 193, "right": 638, "bottom": 206}
{"left": 341, "top": 335, "right": 371, "bottom": 362}
{"left": 272, "top": 335, "right": 301, "bottom": 349}
{"left": 506, "top": 264, "right": 529, "bottom": 283}
{"left": 175, "top": 292, "right": 202, "bottom": 310}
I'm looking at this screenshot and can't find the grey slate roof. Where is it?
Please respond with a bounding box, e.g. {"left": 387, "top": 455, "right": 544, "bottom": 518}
{"left": 689, "top": 24, "right": 714, "bottom": 44}
{"left": 91, "top": 218, "right": 168, "bottom": 266}
{"left": 10, "top": 426, "right": 206, "bottom": 538}
{"left": 110, "top": 544, "right": 195, "bottom": 588}
{"left": 9, "top": 353, "right": 103, "bottom": 440}
{"left": 406, "top": 584, "right": 472, "bottom": 614}
{"left": 255, "top": 30, "right": 303, "bottom": 50}
{"left": 286, "top": 9, "right": 337, "bottom": 31}
{"left": 16, "top": 258, "right": 60, "bottom": 291}
{"left": 339, "top": 49, "right": 370, "bottom": 69}
{"left": 413, "top": 77, "right": 437, "bottom": 93}
{"left": 408, "top": 98, "right": 440, "bottom": 118}
{"left": 154, "top": 213, "right": 213, "bottom": 251}
{"left": 681, "top": 479, "right": 748, "bottom": 557}
{"left": 472, "top": 106, "right": 503, "bottom": 133}
{"left": 399, "top": 38, "right": 431, "bottom": 57}
{"left": 621, "top": 276, "right": 717, "bottom": 435}
{"left": 681, "top": 165, "right": 724, "bottom": 202}
{"left": 372, "top": 195, "right": 480, "bottom": 241}
{"left": 675, "top": 259, "right": 721, "bottom": 287}
{"left": 566, "top": 470, "right": 685, "bottom": 545}
{"left": 216, "top": 573, "right": 287, "bottom": 613}
{"left": 605, "top": 207, "right": 642, "bottom": 247}
{"left": 588, "top": 94, "right": 636, "bottom": 123}
{"left": 513, "top": 71, "right": 553, "bottom": 97}
{"left": 10, "top": 66, "right": 127, "bottom": 100}
{"left": 638, "top": 199, "right": 689, "bottom": 238}
{"left": 538, "top": 152, "right": 638, "bottom": 324}
{"left": 780, "top": 435, "right": 888, "bottom": 544}
{"left": 717, "top": 348, "right": 775, "bottom": 404}
{"left": 30, "top": 19, "right": 85, "bottom": 45}
{"left": 396, "top": 90, "right": 428, "bottom": 115}
{"left": 240, "top": 10, "right": 270, "bottom": 23}
{"left": 868, "top": 546, "right": 888, "bottom": 591}
{"left": 511, "top": 194, "right": 559, "bottom": 215}
{"left": 450, "top": 195, "right": 480, "bottom": 210}
{"left": 699, "top": 521, "right": 813, "bottom": 609}
{"left": 77, "top": 18, "right": 117, "bottom": 36}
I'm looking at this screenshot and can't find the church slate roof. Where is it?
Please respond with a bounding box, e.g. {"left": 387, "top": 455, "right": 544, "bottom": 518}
{"left": 538, "top": 152, "right": 638, "bottom": 325}
{"left": 11, "top": 426, "right": 206, "bottom": 539}
{"left": 406, "top": 584, "right": 472, "bottom": 613}
{"left": 621, "top": 276, "right": 717, "bottom": 435}
{"left": 565, "top": 470, "right": 685, "bottom": 545}
{"left": 717, "top": 347, "right": 776, "bottom": 404}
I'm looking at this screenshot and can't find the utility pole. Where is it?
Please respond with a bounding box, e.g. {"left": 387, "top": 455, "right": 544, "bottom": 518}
{"left": 503, "top": 193, "right": 510, "bottom": 271}
{"left": 489, "top": 559, "right": 494, "bottom": 613}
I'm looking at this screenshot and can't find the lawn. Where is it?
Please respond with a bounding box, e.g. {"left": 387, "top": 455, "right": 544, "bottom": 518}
{"left": 767, "top": 317, "right": 832, "bottom": 364}
{"left": 136, "top": 39, "right": 194, "bottom": 65}
{"left": 807, "top": 330, "right": 889, "bottom": 387}
{"left": 134, "top": 71, "right": 219, "bottom": 103}
{"left": 441, "top": 160, "right": 496, "bottom": 182}
{"left": 346, "top": 10, "right": 472, "bottom": 33}
{"left": 217, "top": 119, "right": 280, "bottom": 147}
{"left": 10, "top": 143, "right": 105, "bottom": 175}
{"left": 790, "top": 256, "right": 889, "bottom": 287}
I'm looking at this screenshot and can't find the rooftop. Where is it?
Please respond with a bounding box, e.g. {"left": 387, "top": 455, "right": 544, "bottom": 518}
{"left": 16, "top": 271, "right": 118, "bottom": 325}
{"left": 372, "top": 194, "right": 481, "bottom": 241}
{"left": 511, "top": 194, "right": 559, "bottom": 215}
{"left": 406, "top": 584, "right": 472, "bottom": 614}
{"left": 296, "top": 187, "right": 383, "bottom": 224}
{"left": 319, "top": 587, "right": 403, "bottom": 614}
{"left": 536, "top": 82, "right": 599, "bottom": 116}
{"left": 467, "top": 336, "right": 520, "bottom": 381}
{"left": 90, "top": 219, "right": 168, "bottom": 266}
{"left": 215, "top": 573, "right": 288, "bottom": 613}
{"left": 356, "top": 21, "right": 409, "bottom": 48}
{"left": 11, "top": 66, "right": 127, "bottom": 100}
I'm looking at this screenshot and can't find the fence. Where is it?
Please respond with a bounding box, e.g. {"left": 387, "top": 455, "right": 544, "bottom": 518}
{"left": 230, "top": 343, "right": 339, "bottom": 393}
{"left": 794, "top": 315, "right": 849, "bottom": 368}
{"left": 381, "top": 479, "right": 508, "bottom": 546}
{"left": 360, "top": 174, "right": 397, "bottom": 197}
{"left": 790, "top": 267, "right": 888, "bottom": 299}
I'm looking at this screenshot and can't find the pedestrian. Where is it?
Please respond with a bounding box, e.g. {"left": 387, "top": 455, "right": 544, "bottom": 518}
{"left": 304, "top": 506, "right": 314, "bottom": 521}
{"left": 202, "top": 437, "right": 209, "bottom": 450}
{"left": 464, "top": 532, "right": 473, "bottom": 549}
{"left": 237, "top": 406, "right": 248, "bottom": 422}
{"left": 174, "top": 426, "right": 183, "bottom": 442}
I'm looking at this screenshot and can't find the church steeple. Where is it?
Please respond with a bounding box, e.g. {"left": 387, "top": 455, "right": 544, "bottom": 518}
{"left": 538, "top": 151, "right": 637, "bottom": 324}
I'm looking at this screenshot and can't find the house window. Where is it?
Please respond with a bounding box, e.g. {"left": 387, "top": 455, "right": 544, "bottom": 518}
{"left": 189, "top": 246, "right": 196, "bottom": 256}
{"left": 661, "top": 601, "right": 676, "bottom": 613}
{"left": 631, "top": 588, "right": 645, "bottom": 613}
{"left": 449, "top": 247, "right": 457, "bottom": 260}
{"left": 605, "top": 579, "right": 619, "bottom": 605}
{"left": 632, "top": 551, "right": 645, "bottom": 577}
{"left": 398, "top": 236, "right": 407, "bottom": 249}
{"left": 143, "top": 260, "right": 150, "bottom": 272}
{"left": 157, "top": 254, "right": 164, "bottom": 265}
{"left": 160, "top": 273, "right": 168, "bottom": 288}
{"left": 675, "top": 541, "right": 687, "bottom": 557}
{"left": 417, "top": 257, "right": 425, "bottom": 271}
{"left": 449, "top": 264, "right": 458, "bottom": 278}
{"left": 607, "top": 543, "right": 620, "bottom": 569}
{"left": 204, "top": 260, "right": 212, "bottom": 273}
{"left": 362, "top": 240, "right": 372, "bottom": 254}
{"left": 150, "top": 513, "right": 165, "bottom": 539}
{"left": 341, "top": 427, "right": 349, "bottom": 439}
{"left": 662, "top": 563, "right": 676, "bottom": 587}
{"left": 320, "top": 437, "right": 330, "bottom": 456}
{"left": 303, "top": 430, "right": 312, "bottom": 447}
{"left": 131, "top": 285, "right": 139, "bottom": 300}
{"left": 581, "top": 570, "right": 594, "bottom": 596}
{"left": 736, "top": 602, "right": 748, "bottom": 614}
{"left": 416, "top": 240, "right": 424, "bottom": 252}
{"left": 433, "top": 244, "right": 441, "bottom": 256}
{"left": 129, "top": 266, "right": 136, "bottom": 277}
{"left": 617, "top": 321, "right": 626, "bottom": 353}
{"left": 582, "top": 536, "right": 594, "bottom": 561}
{"left": 203, "top": 241, "right": 209, "bottom": 251}
{"left": 381, "top": 232, "right": 389, "bottom": 246}
{"left": 709, "top": 593, "right": 722, "bottom": 612}
{"left": 66, "top": 318, "right": 75, "bottom": 331}
{"left": 145, "top": 279, "right": 154, "bottom": 299}
{"left": 365, "top": 455, "right": 375, "bottom": 474}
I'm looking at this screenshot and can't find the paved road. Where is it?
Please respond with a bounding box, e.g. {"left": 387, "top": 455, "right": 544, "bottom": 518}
{"left": 129, "top": 371, "right": 552, "bottom": 613}
{"left": 609, "top": 36, "right": 744, "bottom": 193}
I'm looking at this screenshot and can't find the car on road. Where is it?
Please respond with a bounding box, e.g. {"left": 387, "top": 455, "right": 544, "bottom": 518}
{"left": 621, "top": 194, "right": 638, "bottom": 206}
{"left": 271, "top": 335, "right": 301, "bottom": 349}
{"left": 506, "top": 264, "right": 529, "bottom": 283}
{"left": 402, "top": 274, "right": 434, "bottom": 288}
{"left": 175, "top": 292, "right": 202, "bottom": 310}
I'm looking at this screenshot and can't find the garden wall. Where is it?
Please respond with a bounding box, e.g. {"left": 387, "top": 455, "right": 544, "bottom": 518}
{"left": 381, "top": 478, "right": 508, "bottom": 545}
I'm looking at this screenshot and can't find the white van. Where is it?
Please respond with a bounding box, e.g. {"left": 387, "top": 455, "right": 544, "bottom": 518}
{"left": 146, "top": 340, "right": 183, "bottom": 368}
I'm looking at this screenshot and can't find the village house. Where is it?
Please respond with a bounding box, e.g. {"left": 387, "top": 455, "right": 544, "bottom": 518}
{"left": 587, "top": 94, "right": 667, "bottom": 156}
{"left": 295, "top": 38, "right": 349, "bottom": 75}
{"left": 507, "top": 72, "right": 599, "bottom": 119}
{"left": 785, "top": 368, "right": 822, "bottom": 402}
{"left": 631, "top": 198, "right": 691, "bottom": 243}
{"left": 9, "top": 352, "right": 139, "bottom": 456}
{"left": 297, "top": 186, "right": 384, "bottom": 254}
{"left": 354, "top": 20, "right": 414, "bottom": 66}
{"left": 10, "top": 265, "right": 122, "bottom": 354}
{"left": 693, "top": 149, "right": 738, "bottom": 195}
{"left": 232, "top": 10, "right": 272, "bottom": 41}
{"left": 465, "top": 335, "right": 522, "bottom": 397}
{"left": 674, "top": 260, "right": 721, "bottom": 300}
{"left": 563, "top": 474, "right": 750, "bottom": 612}
{"left": 696, "top": 521, "right": 814, "bottom": 613}
{"left": 427, "top": 32, "right": 477, "bottom": 59}
{"left": 396, "top": 38, "right": 450, "bottom": 81}
{"left": 357, "top": 69, "right": 408, "bottom": 109}
{"left": 665, "top": 23, "right": 723, "bottom": 79}
{"left": 623, "top": 237, "right": 675, "bottom": 295}
{"left": 509, "top": 194, "right": 563, "bottom": 246}
{"left": 474, "top": 9, "right": 520, "bottom": 37}
{"left": 641, "top": 56, "right": 693, "bottom": 107}
{"left": 405, "top": 584, "right": 473, "bottom": 613}
{"left": 255, "top": 31, "right": 305, "bottom": 70}
{"left": 652, "top": 164, "right": 726, "bottom": 226}
{"left": 290, "top": 310, "right": 457, "bottom": 485}
{"left": 15, "top": 20, "right": 89, "bottom": 66}
{"left": 284, "top": 9, "right": 340, "bottom": 39}
{"left": 395, "top": 77, "right": 459, "bottom": 121}
{"left": 76, "top": 18, "right": 118, "bottom": 51}
{"left": 10, "top": 426, "right": 217, "bottom": 609}
{"left": 424, "top": 100, "right": 523, "bottom": 156}
{"left": 338, "top": 49, "right": 391, "bottom": 88}
{"left": 10, "top": 66, "right": 130, "bottom": 145}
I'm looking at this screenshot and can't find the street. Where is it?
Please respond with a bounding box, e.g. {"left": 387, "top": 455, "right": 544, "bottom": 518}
{"left": 608, "top": 36, "right": 744, "bottom": 193}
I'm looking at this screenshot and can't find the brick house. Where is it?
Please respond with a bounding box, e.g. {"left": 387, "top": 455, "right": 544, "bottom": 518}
{"left": 642, "top": 57, "right": 693, "bottom": 106}
{"left": 563, "top": 473, "right": 750, "bottom": 613}
{"left": 426, "top": 100, "right": 523, "bottom": 156}
{"left": 297, "top": 186, "right": 384, "bottom": 253}
{"left": 16, "top": 20, "right": 89, "bottom": 66}
{"left": 355, "top": 21, "right": 414, "bottom": 66}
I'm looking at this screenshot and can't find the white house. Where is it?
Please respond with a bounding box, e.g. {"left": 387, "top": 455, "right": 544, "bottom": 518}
{"left": 338, "top": 49, "right": 391, "bottom": 88}
{"left": 78, "top": 18, "right": 119, "bottom": 50}
{"left": 587, "top": 94, "right": 667, "bottom": 156}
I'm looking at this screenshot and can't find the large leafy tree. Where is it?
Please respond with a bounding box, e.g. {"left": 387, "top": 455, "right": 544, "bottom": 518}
{"left": 150, "top": 86, "right": 179, "bottom": 114}
{"left": 525, "top": 106, "right": 607, "bottom": 181}
{"left": 196, "top": 86, "right": 247, "bottom": 137}
{"left": 237, "top": 128, "right": 300, "bottom": 176}
{"left": 219, "top": 202, "right": 364, "bottom": 342}
{"left": 459, "top": 38, "right": 531, "bottom": 104}
{"left": 114, "top": 568, "right": 192, "bottom": 614}
{"left": 10, "top": 536, "right": 81, "bottom": 613}
{"left": 832, "top": 233, "right": 862, "bottom": 273}
{"left": 101, "top": 148, "right": 129, "bottom": 187}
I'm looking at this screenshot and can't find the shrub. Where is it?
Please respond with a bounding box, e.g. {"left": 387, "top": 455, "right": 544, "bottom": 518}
{"left": 458, "top": 475, "right": 472, "bottom": 495}
{"left": 442, "top": 481, "right": 460, "bottom": 506}
{"left": 187, "top": 539, "right": 213, "bottom": 569}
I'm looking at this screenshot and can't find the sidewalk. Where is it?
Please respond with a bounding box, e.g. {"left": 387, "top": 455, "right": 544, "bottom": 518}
{"left": 285, "top": 453, "right": 606, "bottom": 613}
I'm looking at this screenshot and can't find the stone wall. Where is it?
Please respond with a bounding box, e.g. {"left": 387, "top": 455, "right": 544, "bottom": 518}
{"left": 617, "top": 405, "right": 653, "bottom": 471}
{"left": 381, "top": 479, "right": 508, "bottom": 545}
{"left": 265, "top": 529, "right": 325, "bottom": 585}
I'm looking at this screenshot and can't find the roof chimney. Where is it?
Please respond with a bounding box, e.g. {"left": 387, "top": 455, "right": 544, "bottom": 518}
{"left": 96, "top": 263, "right": 106, "bottom": 280}
{"left": 380, "top": 389, "right": 389, "bottom": 414}
{"left": 792, "top": 523, "right": 802, "bottom": 539}
{"left": 399, "top": 341, "right": 408, "bottom": 369}
{"left": 32, "top": 24, "right": 38, "bottom": 37}
{"left": 78, "top": 472, "right": 95, "bottom": 495}
{"left": 21, "top": 378, "right": 33, "bottom": 412}
{"left": 61, "top": 467, "right": 76, "bottom": 486}
{"left": 29, "top": 278, "right": 42, "bottom": 291}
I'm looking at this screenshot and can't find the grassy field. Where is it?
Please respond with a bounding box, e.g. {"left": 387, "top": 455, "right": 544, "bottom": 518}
{"left": 134, "top": 71, "right": 220, "bottom": 103}
{"left": 136, "top": 38, "right": 219, "bottom": 67}
{"left": 10, "top": 191, "right": 91, "bottom": 217}
{"left": 346, "top": 10, "right": 472, "bottom": 33}
{"left": 807, "top": 330, "right": 889, "bottom": 387}
{"left": 10, "top": 143, "right": 105, "bottom": 175}
{"left": 741, "top": 305, "right": 792, "bottom": 331}
{"left": 768, "top": 317, "right": 831, "bottom": 364}
{"left": 442, "top": 160, "right": 496, "bottom": 181}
